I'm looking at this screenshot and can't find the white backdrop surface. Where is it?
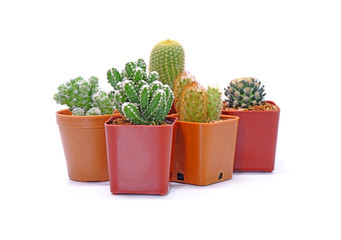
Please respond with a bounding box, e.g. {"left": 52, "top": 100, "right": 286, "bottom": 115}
{"left": 1, "top": 0, "right": 340, "bottom": 239}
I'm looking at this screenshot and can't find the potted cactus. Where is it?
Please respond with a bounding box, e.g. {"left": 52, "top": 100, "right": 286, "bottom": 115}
{"left": 223, "top": 77, "right": 280, "bottom": 172}
{"left": 54, "top": 76, "right": 116, "bottom": 182}
{"left": 170, "top": 72, "right": 239, "bottom": 186}
{"left": 149, "top": 39, "right": 185, "bottom": 114}
{"left": 105, "top": 59, "right": 177, "bottom": 195}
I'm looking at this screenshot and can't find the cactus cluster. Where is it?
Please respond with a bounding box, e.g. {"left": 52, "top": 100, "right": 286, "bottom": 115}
{"left": 53, "top": 76, "right": 114, "bottom": 116}
{"left": 224, "top": 77, "right": 265, "bottom": 108}
{"left": 107, "top": 59, "right": 174, "bottom": 125}
{"left": 149, "top": 39, "right": 185, "bottom": 91}
{"left": 174, "top": 73, "right": 222, "bottom": 123}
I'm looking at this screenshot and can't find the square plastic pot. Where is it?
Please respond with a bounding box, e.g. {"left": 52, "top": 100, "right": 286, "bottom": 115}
{"left": 56, "top": 109, "right": 115, "bottom": 181}
{"left": 222, "top": 101, "right": 280, "bottom": 172}
{"left": 105, "top": 116, "right": 177, "bottom": 195}
{"left": 170, "top": 115, "right": 239, "bottom": 186}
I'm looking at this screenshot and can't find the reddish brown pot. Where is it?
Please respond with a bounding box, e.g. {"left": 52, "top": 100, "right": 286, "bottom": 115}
{"left": 222, "top": 101, "right": 280, "bottom": 172}
{"left": 105, "top": 116, "right": 177, "bottom": 195}
{"left": 169, "top": 115, "right": 239, "bottom": 186}
{"left": 56, "top": 109, "right": 115, "bottom": 182}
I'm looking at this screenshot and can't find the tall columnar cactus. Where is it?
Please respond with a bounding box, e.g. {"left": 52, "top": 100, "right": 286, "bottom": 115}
{"left": 53, "top": 76, "right": 114, "bottom": 116}
{"left": 149, "top": 39, "right": 185, "bottom": 91}
{"left": 179, "top": 83, "right": 222, "bottom": 123}
{"left": 107, "top": 59, "right": 174, "bottom": 125}
{"left": 173, "top": 72, "right": 198, "bottom": 113}
{"left": 224, "top": 77, "right": 265, "bottom": 108}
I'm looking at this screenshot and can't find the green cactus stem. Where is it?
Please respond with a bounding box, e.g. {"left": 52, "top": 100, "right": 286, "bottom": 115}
{"left": 180, "top": 85, "right": 208, "bottom": 123}
{"left": 149, "top": 39, "right": 185, "bottom": 90}
{"left": 173, "top": 72, "right": 198, "bottom": 113}
{"left": 206, "top": 86, "right": 222, "bottom": 121}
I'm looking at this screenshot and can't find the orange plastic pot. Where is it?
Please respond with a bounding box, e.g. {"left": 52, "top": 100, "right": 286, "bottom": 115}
{"left": 56, "top": 109, "right": 115, "bottom": 181}
{"left": 170, "top": 115, "right": 239, "bottom": 186}
{"left": 222, "top": 101, "right": 280, "bottom": 172}
{"left": 105, "top": 116, "right": 177, "bottom": 195}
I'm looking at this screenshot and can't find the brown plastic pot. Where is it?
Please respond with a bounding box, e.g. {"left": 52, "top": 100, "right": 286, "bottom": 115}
{"left": 105, "top": 116, "right": 177, "bottom": 195}
{"left": 170, "top": 115, "right": 239, "bottom": 186}
{"left": 56, "top": 109, "right": 115, "bottom": 182}
{"left": 222, "top": 101, "right": 280, "bottom": 172}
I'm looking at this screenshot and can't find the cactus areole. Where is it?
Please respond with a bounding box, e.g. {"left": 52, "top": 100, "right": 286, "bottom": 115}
{"left": 107, "top": 59, "right": 174, "bottom": 125}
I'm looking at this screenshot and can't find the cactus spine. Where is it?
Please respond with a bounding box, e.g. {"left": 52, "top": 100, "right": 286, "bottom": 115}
{"left": 224, "top": 77, "right": 265, "bottom": 108}
{"left": 107, "top": 59, "right": 174, "bottom": 125}
{"left": 149, "top": 39, "right": 185, "bottom": 91}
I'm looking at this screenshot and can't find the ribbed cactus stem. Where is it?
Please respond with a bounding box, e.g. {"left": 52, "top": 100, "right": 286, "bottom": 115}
{"left": 180, "top": 85, "right": 208, "bottom": 123}
{"left": 173, "top": 72, "right": 197, "bottom": 112}
{"left": 206, "top": 86, "right": 222, "bottom": 121}
{"left": 149, "top": 39, "right": 185, "bottom": 90}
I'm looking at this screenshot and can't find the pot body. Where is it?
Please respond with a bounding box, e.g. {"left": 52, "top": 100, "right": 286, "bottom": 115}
{"left": 56, "top": 109, "right": 114, "bottom": 181}
{"left": 222, "top": 101, "right": 280, "bottom": 172}
{"left": 105, "top": 116, "right": 177, "bottom": 195}
{"left": 170, "top": 115, "right": 239, "bottom": 185}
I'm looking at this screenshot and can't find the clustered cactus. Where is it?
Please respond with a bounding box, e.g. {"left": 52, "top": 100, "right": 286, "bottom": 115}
{"left": 149, "top": 39, "right": 185, "bottom": 91}
{"left": 107, "top": 59, "right": 174, "bottom": 125}
{"left": 53, "top": 76, "right": 114, "bottom": 116}
{"left": 224, "top": 77, "right": 265, "bottom": 108}
{"left": 174, "top": 72, "right": 222, "bottom": 123}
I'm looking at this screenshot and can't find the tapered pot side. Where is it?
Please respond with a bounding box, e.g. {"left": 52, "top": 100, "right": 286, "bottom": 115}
{"left": 56, "top": 109, "right": 116, "bottom": 182}
{"left": 105, "top": 116, "right": 177, "bottom": 195}
{"left": 170, "top": 115, "right": 239, "bottom": 186}
{"left": 222, "top": 101, "right": 280, "bottom": 172}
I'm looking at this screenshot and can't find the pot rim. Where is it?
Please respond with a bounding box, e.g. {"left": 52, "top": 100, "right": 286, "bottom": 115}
{"left": 105, "top": 115, "right": 178, "bottom": 128}
{"left": 167, "top": 114, "right": 239, "bottom": 125}
{"left": 222, "top": 100, "right": 280, "bottom": 113}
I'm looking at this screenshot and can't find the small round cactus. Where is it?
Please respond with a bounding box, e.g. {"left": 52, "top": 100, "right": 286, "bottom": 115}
{"left": 72, "top": 108, "right": 85, "bottom": 116}
{"left": 224, "top": 77, "right": 265, "bottom": 108}
{"left": 149, "top": 39, "right": 185, "bottom": 91}
{"left": 86, "top": 107, "right": 101, "bottom": 116}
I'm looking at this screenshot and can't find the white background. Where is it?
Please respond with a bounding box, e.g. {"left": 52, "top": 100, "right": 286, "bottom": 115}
{"left": 1, "top": 0, "right": 340, "bottom": 239}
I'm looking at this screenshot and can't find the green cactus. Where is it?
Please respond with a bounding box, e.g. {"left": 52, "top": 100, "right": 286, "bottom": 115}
{"left": 149, "top": 39, "right": 185, "bottom": 91}
{"left": 53, "top": 76, "right": 114, "bottom": 116}
{"left": 224, "top": 77, "right": 265, "bottom": 108}
{"left": 179, "top": 85, "right": 207, "bottom": 123}
{"left": 107, "top": 59, "right": 174, "bottom": 125}
{"left": 173, "top": 72, "right": 198, "bottom": 113}
{"left": 206, "top": 86, "right": 222, "bottom": 121}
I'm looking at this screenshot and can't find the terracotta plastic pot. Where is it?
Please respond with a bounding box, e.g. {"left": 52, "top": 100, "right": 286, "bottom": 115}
{"left": 105, "top": 116, "right": 177, "bottom": 195}
{"left": 56, "top": 109, "right": 115, "bottom": 181}
{"left": 222, "top": 101, "right": 280, "bottom": 172}
{"left": 170, "top": 115, "right": 239, "bottom": 186}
